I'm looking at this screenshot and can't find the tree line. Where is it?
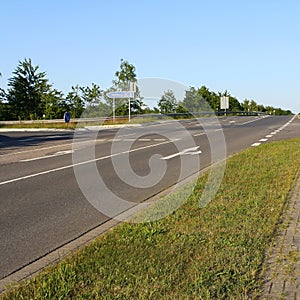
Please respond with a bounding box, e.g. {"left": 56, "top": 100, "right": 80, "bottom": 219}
{"left": 158, "top": 87, "right": 292, "bottom": 116}
{"left": 0, "top": 58, "right": 292, "bottom": 121}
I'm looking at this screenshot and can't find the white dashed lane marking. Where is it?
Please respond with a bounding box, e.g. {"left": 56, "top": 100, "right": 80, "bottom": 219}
{"left": 251, "top": 143, "right": 261, "bottom": 147}
{"left": 251, "top": 115, "right": 296, "bottom": 147}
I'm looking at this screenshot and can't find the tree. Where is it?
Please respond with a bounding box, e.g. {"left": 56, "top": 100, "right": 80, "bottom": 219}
{"left": 0, "top": 74, "right": 6, "bottom": 103}
{"left": 175, "top": 104, "right": 189, "bottom": 114}
{"left": 242, "top": 99, "right": 250, "bottom": 112}
{"left": 0, "top": 87, "right": 6, "bottom": 102}
{"left": 41, "top": 89, "right": 64, "bottom": 119}
{"left": 257, "top": 104, "right": 266, "bottom": 112}
{"left": 249, "top": 100, "right": 258, "bottom": 111}
{"left": 206, "top": 91, "right": 220, "bottom": 111}
{"left": 81, "top": 83, "right": 103, "bottom": 107}
{"left": 7, "top": 58, "right": 52, "bottom": 120}
{"left": 229, "top": 96, "right": 242, "bottom": 111}
{"left": 182, "top": 86, "right": 211, "bottom": 113}
{"left": 198, "top": 86, "right": 220, "bottom": 111}
{"left": 110, "top": 59, "right": 147, "bottom": 116}
{"left": 113, "top": 59, "right": 137, "bottom": 87}
{"left": 0, "top": 72, "right": 10, "bottom": 120}
{"left": 158, "top": 90, "right": 177, "bottom": 114}
{"left": 65, "top": 85, "right": 85, "bottom": 118}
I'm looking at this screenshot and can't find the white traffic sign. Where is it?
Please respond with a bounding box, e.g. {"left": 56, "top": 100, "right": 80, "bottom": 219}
{"left": 106, "top": 91, "right": 135, "bottom": 98}
{"left": 220, "top": 96, "right": 229, "bottom": 110}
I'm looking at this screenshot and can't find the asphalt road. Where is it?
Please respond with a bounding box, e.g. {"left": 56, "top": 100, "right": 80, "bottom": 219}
{"left": 0, "top": 115, "right": 299, "bottom": 280}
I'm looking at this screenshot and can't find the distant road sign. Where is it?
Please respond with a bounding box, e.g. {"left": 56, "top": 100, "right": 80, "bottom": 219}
{"left": 220, "top": 96, "right": 229, "bottom": 110}
{"left": 64, "top": 111, "right": 71, "bottom": 123}
{"left": 106, "top": 91, "right": 134, "bottom": 98}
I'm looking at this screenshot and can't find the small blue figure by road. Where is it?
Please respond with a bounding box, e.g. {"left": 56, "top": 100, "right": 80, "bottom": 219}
{"left": 64, "top": 111, "right": 71, "bottom": 123}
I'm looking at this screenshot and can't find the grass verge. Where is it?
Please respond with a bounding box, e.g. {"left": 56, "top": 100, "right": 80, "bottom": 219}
{"left": 2, "top": 139, "right": 300, "bottom": 299}
{"left": 0, "top": 122, "right": 77, "bottom": 130}
{"left": 0, "top": 116, "right": 173, "bottom": 129}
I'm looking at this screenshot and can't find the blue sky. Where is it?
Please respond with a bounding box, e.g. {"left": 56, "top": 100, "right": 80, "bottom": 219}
{"left": 1, "top": 0, "right": 299, "bottom": 112}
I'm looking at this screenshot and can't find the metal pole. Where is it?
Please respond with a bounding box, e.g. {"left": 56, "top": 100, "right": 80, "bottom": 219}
{"left": 113, "top": 98, "right": 115, "bottom": 122}
{"left": 128, "top": 97, "right": 131, "bottom": 122}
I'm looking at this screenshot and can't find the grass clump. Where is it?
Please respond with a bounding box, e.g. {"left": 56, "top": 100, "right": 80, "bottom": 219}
{"left": 2, "top": 139, "right": 300, "bottom": 299}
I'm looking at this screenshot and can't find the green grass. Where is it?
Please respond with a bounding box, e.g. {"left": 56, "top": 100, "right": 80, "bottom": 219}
{"left": 2, "top": 139, "right": 300, "bottom": 299}
{"left": 0, "top": 118, "right": 153, "bottom": 129}
{"left": 0, "top": 122, "right": 76, "bottom": 129}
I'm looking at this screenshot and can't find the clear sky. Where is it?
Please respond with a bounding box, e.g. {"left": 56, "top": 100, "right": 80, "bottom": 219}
{"left": 1, "top": 0, "right": 299, "bottom": 112}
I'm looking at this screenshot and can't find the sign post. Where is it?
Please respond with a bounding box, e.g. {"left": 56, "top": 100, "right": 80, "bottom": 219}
{"left": 112, "top": 98, "right": 115, "bottom": 122}
{"left": 128, "top": 96, "right": 131, "bottom": 122}
{"left": 128, "top": 82, "right": 136, "bottom": 122}
{"left": 106, "top": 91, "right": 135, "bottom": 122}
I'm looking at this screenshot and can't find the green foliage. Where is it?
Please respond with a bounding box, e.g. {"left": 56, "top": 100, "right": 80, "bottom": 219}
{"left": 114, "top": 58, "right": 137, "bottom": 86}
{"left": 175, "top": 104, "right": 189, "bottom": 114}
{"left": 0, "top": 86, "right": 9, "bottom": 120}
{"left": 180, "top": 86, "right": 293, "bottom": 115}
{"left": 7, "top": 58, "right": 52, "bottom": 120}
{"left": 158, "top": 89, "right": 177, "bottom": 113}
{"left": 0, "top": 87, "right": 5, "bottom": 102}
{"left": 80, "top": 83, "right": 103, "bottom": 106}
{"left": 228, "top": 96, "right": 242, "bottom": 111}
{"left": 0, "top": 59, "right": 293, "bottom": 121}
{"left": 80, "top": 83, "right": 111, "bottom": 118}
{"left": 42, "top": 89, "right": 65, "bottom": 119}
{"left": 181, "top": 86, "right": 212, "bottom": 113}
{"left": 65, "top": 85, "right": 85, "bottom": 118}
{"left": 109, "top": 59, "right": 147, "bottom": 116}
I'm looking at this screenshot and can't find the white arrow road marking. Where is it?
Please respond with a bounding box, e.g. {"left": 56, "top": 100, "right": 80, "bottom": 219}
{"left": 160, "top": 146, "right": 202, "bottom": 160}
{"left": 193, "top": 132, "right": 205, "bottom": 137}
{"left": 55, "top": 150, "right": 74, "bottom": 155}
{"left": 20, "top": 150, "right": 74, "bottom": 162}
